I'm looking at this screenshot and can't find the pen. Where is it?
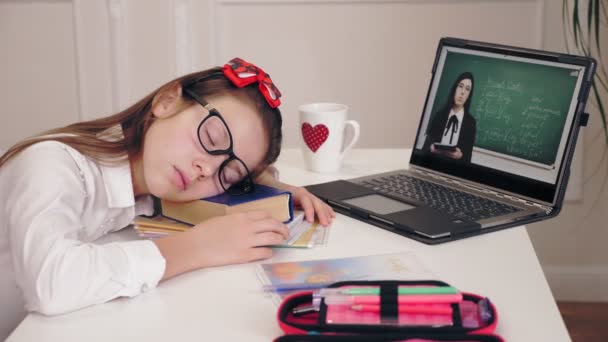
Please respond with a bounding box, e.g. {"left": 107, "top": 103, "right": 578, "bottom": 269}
{"left": 292, "top": 304, "right": 318, "bottom": 316}
{"left": 478, "top": 298, "right": 493, "bottom": 323}
{"left": 318, "top": 286, "right": 458, "bottom": 297}
{"left": 350, "top": 304, "right": 453, "bottom": 315}
{"left": 323, "top": 293, "right": 463, "bottom": 305}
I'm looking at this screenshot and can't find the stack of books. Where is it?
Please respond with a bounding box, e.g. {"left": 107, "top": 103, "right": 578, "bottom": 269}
{"left": 160, "top": 184, "right": 294, "bottom": 224}
{"left": 132, "top": 184, "right": 330, "bottom": 248}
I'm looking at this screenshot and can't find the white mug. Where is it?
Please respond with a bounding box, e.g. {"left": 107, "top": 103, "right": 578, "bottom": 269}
{"left": 298, "top": 103, "right": 360, "bottom": 173}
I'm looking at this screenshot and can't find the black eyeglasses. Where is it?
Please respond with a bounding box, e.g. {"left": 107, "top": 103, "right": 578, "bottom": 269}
{"left": 183, "top": 87, "right": 255, "bottom": 195}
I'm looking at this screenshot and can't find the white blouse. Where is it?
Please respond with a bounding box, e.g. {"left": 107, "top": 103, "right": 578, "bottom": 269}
{"left": 439, "top": 108, "right": 464, "bottom": 146}
{"left": 0, "top": 141, "right": 166, "bottom": 339}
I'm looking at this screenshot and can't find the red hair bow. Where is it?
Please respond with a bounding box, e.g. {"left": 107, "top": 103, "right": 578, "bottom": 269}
{"left": 222, "top": 58, "right": 282, "bottom": 108}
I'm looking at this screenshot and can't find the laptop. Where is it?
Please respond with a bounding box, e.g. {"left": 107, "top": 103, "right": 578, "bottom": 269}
{"left": 306, "top": 37, "right": 596, "bottom": 244}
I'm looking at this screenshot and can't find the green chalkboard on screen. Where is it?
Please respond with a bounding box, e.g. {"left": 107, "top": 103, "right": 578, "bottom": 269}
{"left": 429, "top": 51, "right": 579, "bottom": 167}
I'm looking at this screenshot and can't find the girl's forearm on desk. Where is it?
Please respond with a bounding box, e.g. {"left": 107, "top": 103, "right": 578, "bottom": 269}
{"left": 154, "top": 231, "right": 202, "bottom": 280}
{"left": 153, "top": 212, "right": 288, "bottom": 281}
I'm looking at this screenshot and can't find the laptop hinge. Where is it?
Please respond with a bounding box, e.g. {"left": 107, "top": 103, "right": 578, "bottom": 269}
{"left": 409, "top": 167, "right": 553, "bottom": 214}
{"left": 500, "top": 194, "right": 553, "bottom": 214}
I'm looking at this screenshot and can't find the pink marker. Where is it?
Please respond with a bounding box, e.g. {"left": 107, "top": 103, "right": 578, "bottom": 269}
{"left": 324, "top": 293, "right": 463, "bottom": 305}
{"left": 350, "top": 304, "right": 453, "bottom": 315}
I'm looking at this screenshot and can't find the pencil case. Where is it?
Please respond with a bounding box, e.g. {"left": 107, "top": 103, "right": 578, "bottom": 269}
{"left": 275, "top": 280, "right": 503, "bottom": 342}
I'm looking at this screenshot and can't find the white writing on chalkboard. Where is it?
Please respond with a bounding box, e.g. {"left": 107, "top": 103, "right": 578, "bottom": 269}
{"left": 473, "top": 77, "right": 564, "bottom": 165}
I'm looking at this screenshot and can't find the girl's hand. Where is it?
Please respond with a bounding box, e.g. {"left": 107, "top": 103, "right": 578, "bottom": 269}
{"left": 155, "top": 211, "right": 288, "bottom": 280}
{"left": 184, "top": 211, "right": 289, "bottom": 268}
{"left": 431, "top": 144, "right": 463, "bottom": 160}
{"left": 288, "top": 185, "right": 336, "bottom": 226}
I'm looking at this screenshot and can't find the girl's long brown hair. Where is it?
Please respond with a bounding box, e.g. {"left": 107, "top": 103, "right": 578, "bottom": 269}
{"left": 0, "top": 68, "right": 283, "bottom": 171}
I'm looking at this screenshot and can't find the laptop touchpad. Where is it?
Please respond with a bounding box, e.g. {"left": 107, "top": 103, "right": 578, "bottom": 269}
{"left": 343, "top": 194, "right": 416, "bottom": 215}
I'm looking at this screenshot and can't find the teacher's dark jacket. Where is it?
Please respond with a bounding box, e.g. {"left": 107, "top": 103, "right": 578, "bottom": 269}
{"left": 422, "top": 111, "right": 477, "bottom": 163}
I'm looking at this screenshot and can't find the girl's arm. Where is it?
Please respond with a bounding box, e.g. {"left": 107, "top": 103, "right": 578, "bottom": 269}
{"left": 153, "top": 210, "right": 289, "bottom": 280}
{"left": 3, "top": 143, "right": 289, "bottom": 314}
{"left": 3, "top": 143, "right": 165, "bottom": 315}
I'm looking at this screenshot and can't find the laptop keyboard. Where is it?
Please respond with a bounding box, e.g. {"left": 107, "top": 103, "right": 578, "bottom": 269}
{"left": 359, "top": 173, "right": 522, "bottom": 222}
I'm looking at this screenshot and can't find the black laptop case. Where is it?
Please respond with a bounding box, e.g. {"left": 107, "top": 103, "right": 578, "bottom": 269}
{"left": 306, "top": 37, "right": 595, "bottom": 245}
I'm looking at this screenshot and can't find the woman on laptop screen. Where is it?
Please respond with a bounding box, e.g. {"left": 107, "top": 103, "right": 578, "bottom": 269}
{"left": 423, "top": 72, "right": 477, "bottom": 162}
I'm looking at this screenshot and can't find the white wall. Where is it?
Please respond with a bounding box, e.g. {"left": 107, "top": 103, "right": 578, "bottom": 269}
{"left": 213, "top": 0, "right": 545, "bottom": 149}
{"left": 533, "top": 0, "right": 608, "bottom": 301}
{"left": 0, "top": 1, "right": 80, "bottom": 143}
{"left": 1, "top": 0, "right": 606, "bottom": 301}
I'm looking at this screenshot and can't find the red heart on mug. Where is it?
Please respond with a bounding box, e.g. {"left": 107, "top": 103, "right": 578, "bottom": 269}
{"left": 301, "top": 123, "right": 329, "bottom": 153}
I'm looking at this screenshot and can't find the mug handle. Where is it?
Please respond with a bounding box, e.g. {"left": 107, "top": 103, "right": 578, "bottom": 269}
{"left": 340, "top": 120, "right": 360, "bottom": 160}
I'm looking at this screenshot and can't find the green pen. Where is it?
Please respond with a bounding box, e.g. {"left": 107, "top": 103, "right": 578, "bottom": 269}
{"left": 318, "top": 286, "right": 458, "bottom": 297}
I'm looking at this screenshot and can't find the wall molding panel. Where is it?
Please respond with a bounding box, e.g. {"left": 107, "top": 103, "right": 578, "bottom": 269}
{"left": 170, "top": 0, "right": 195, "bottom": 77}
{"left": 107, "top": 0, "right": 130, "bottom": 112}
{"left": 73, "top": 0, "right": 115, "bottom": 119}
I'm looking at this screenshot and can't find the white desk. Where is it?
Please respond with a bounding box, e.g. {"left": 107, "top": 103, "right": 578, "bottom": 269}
{"left": 8, "top": 148, "right": 570, "bottom": 342}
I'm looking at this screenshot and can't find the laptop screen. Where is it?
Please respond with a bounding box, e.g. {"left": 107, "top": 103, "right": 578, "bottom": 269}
{"left": 411, "top": 40, "right": 592, "bottom": 205}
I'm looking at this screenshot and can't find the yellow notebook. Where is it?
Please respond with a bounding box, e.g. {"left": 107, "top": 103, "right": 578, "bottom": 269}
{"left": 133, "top": 216, "right": 191, "bottom": 231}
